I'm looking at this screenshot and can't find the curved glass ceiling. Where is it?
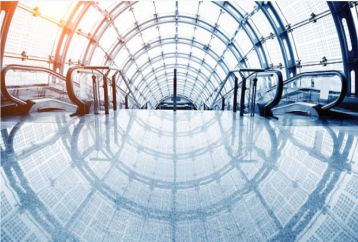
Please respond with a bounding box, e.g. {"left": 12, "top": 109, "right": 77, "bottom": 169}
{"left": 4, "top": 1, "right": 345, "bottom": 108}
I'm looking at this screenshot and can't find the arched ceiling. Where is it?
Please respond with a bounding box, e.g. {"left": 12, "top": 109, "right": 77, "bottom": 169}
{"left": 80, "top": 1, "right": 290, "bottom": 108}
{"left": 3, "top": 1, "right": 351, "bottom": 108}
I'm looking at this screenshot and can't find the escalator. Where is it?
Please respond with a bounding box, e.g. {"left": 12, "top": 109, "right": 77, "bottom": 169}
{"left": 256, "top": 71, "right": 347, "bottom": 117}
{"left": 210, "top": 69, "right": 349, "bottom": 118}
{"left": 1, "top": 64, "right": 141, "bottom": 117}
{"left": 66, "top": 66, "right": 140, "bottom": 116}
{"left": 1, "top": 64, "right": 77, "bottom": 116}
{"left": 210, "top": 68, "right": 283, "bottom": 117}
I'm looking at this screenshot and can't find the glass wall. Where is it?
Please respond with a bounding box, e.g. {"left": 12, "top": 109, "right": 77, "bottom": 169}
{"left": 3, "top": 1, "right": 347, "bottom": 108}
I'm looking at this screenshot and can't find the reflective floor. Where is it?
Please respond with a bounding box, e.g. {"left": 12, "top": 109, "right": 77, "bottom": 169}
{"left": 1, "top": 110, "right": 358, "bottom": 242}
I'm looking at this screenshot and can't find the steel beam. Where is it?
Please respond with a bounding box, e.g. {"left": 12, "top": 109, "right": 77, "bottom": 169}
{"left": 112, "top": 75, "right": 117, "bottom": 111}
{"left": 118, "top": 71, "right": 141, "bottom": 108}
{"left": 233, "top": 75, "right": 239, "bottom": 113}
{"left": 173, "top": 69, "right": 177, "bottom": 111}
{"left": 258, "top": 2, "right": 297, "bottom": 77}
{"left": 329, "top": 2, "right": 358, "bottom": 96}
{"left": 124, "top": 95, "right": 128, "bottom": 109}
{"left": 54, "top": 2, "right": 91, "bottom": 73}
{"left": 0, "top": 2, "right": 17, "bottom": 68}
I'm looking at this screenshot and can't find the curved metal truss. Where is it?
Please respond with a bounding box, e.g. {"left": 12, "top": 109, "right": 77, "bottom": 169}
{"left": 3, "top": 1, "right": 357, "bottom": 107}
{"left": 78, "top": 1, "right": 290, "bottom": 107}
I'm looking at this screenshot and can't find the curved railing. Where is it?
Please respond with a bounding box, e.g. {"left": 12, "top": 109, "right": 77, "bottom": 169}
{"left": 262, "top": 70, "right": 346, "bottom": 114}
{"left": 66, "top": 66, "right": 140, "bottom": 116}
{"left": 210, "top": 68, "right": 283, "bottom": 117}
{"left": 237, "top": 69, "right": 283, "bottom": 117}
{"left": 1, "top": 64, "right": 67, "bottom": 112}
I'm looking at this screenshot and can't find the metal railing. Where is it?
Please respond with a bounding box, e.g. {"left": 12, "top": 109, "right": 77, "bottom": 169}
{"left": 264, "top": 70, "right": 347, "bottom": 113}
{"left": 1, "top": 64, "right": 68, "bottom": 113}
{"left": 1, "top": 64, "right": 67, "bottom": 104}
{"left": 210, "top": 68, "right": 283, "bottom": 117}
{"left": 66, "top": 66, "right": 140, "bottom": 116}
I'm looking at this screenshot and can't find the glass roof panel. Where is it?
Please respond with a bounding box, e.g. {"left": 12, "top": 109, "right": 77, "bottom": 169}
{"left": 194, "top": 27, "right": 213, "bottom": 45}
{"left": 113, "top": 48, "right": 129, "bottom": 67}
{"left": 264, "top": 38, "right": 283, "bottom": 66}
{"left": 158, "top": 23, "right": 177, "bottom": 38}
{"left": 190, "top": 47, "right": 206, "bottom": 61}
{"left": 77, "top": 6, "right": 102, "bottom": 34}
{"left": 98, "top": 0, "right": 117, "bottom": 11}
{"left": 20, "top": 0, "right": 75, "bottom": 21}
{"left": 177, "top": 23, "right": 195, "bottom": 39}
{"left": 132, "top": 2, "right": 155, "bottom": 23}
{"left": 126, "top": 34, "right": 144, "bottom": 53}
{"left": 223, "top": 51, "right": 238, "bottom": 70}
{"left": 246, "top": 50, "right": 261, "bottom": 67}
{"left": 161, "top": 43, "right": 177, "bottom": 53}
{"left": 290, "top": 15, "right": 342, "bottom": 64}
{"left": 155, "top": 1, "right": 175, "bottom": 16}
{"left": 210, "top": 37, "right": 227, "bottom": 56}
{"left": 234, "top": 30, "right": 253, "bottom": 54}
{"left": 277, "top": 0, "right": 329, "bottom": 25}
{"left": 99, "top": 26, "right": 118, "bottom": 50}
{"left": 199, "top": 3, "right": 222, "bottom": 25}
{"left": 113, "top": 8, "right": 135, "bottom": 35}
{"left": 91, "top": 47, "right": 105, "bottom": 65}
{"left": 177, "top": 57, "right": 187, "bottom": 66}
{"left": 250, "top": 10, "right": 274, "bottom": 38}
{"left": 233, "top": 1, "right": 257, "bottom": 14}
{"left": 218, "top": 12, "right": 238, "bottom": 37}
{"left": 176, "top": 43, "right": 192, "bottom": 54}
{"left": 140, "top": 28, "right": 159, "bottom": 44}
{"left": 147, "top": 47, "right": 162, "bottom": 59}
{"left": 133, "top": 54, "right": 149, "bottom": 68}
{"left": 3, "top": 0, "right": 346, "bottom": 107}
{"left": 66, "top": 35, "right": 89, "bottom": 61}
{"left": 204, "top": 55, "right": 218, "bottom": 68}
{"left": 5, "top": 7, "right": 61, "bottom": 57}
{"left": 126, "top": 64, "right": 138, "bottom": 79}
{"left": 178, "top": 1, "right": 199, "bottom": 16}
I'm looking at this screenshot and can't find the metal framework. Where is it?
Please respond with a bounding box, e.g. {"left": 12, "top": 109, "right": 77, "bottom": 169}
{"left": 2, "top": 1, "right": 357, "bottom": 108}
{"left": 0, "top": 2, "right": 18, "bottom": 67}
{"left": 328, "top": 2, "right": 358, "bottom": 96}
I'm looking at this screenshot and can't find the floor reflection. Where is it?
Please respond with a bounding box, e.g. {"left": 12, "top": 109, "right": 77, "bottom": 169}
{"left": 1, "top": 110, "right": 357, "bottom": 242}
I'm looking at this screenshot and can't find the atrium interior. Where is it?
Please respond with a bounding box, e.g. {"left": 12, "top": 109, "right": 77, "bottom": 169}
{"left": 1, "top": 1, "right": 358, "bottom": 241}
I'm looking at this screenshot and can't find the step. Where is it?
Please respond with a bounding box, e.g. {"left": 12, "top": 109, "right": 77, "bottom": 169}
{"left": 272, "top": 102, "right": 319, "bottom": 116}
{"left": 29, "top": 98, "right": 77, "bottom": 113}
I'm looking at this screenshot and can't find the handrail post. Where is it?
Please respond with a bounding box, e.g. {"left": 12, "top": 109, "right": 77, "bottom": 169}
{"left": 112, "top": 75, "right": 117, "bottom": 111}
{"left": 92, "top": 75, "right": 99, "bottom": 115}
{"left": 221, "top": 97, "right": 225, "bottom": 111}
{"left": 240, "top": 78, "right": 246, "bottom": 116}
{"left": 250, "top": 77, "right": 258, "bottom": 117}
{"left": 173, "top": 69, "right": 177, "bottom": 112}
{"left": 103, "top": 74, "right": 109, "bottom": 115}
{"left": 119, "top": 71, "right": 141, "bottom": 108}
{"left": 125, "top": 95, "right": 128, "bottom": 109}
{"left": 233, "top": 75, "right": 239, "bottom": 113}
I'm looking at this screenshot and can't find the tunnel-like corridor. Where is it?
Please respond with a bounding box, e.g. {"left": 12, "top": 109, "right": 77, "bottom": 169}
{"left": 1, "top": 1, "right": 358, "bottom": 242}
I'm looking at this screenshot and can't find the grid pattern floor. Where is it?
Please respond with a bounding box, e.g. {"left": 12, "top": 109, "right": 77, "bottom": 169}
{"left": 1, "top": 110, "right": 358, "bottom": 242}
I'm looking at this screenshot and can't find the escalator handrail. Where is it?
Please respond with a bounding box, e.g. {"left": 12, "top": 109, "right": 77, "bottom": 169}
{"left": 262, "top": 70, "right": 347, "bottom": 110}
{"left": 212, "top": 81, "right": 244, "bottom": 108}
{"left": 209, "top": 72, "right": 236, "bottom": 108}
{"left": 1, "top": 64, "right": 66, "bottom": 106}
{"left": 236, "top": 69, "right": 283, "bottom": 115}
{"left": 66, "top": 66, "right": 110, "bottom": 114}
{"left": 211, "top": 69, "right": 283, "bottom": 115}
{"left": 73, "top": 68, "right": 141, "bottom": 107}
{"left": 66, "top": 66, "right": 141, "bottom": 115}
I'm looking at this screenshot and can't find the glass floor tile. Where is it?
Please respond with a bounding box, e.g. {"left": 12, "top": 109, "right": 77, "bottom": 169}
{"left": 1, "top": 110, "right": 357, "bottom": 242}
